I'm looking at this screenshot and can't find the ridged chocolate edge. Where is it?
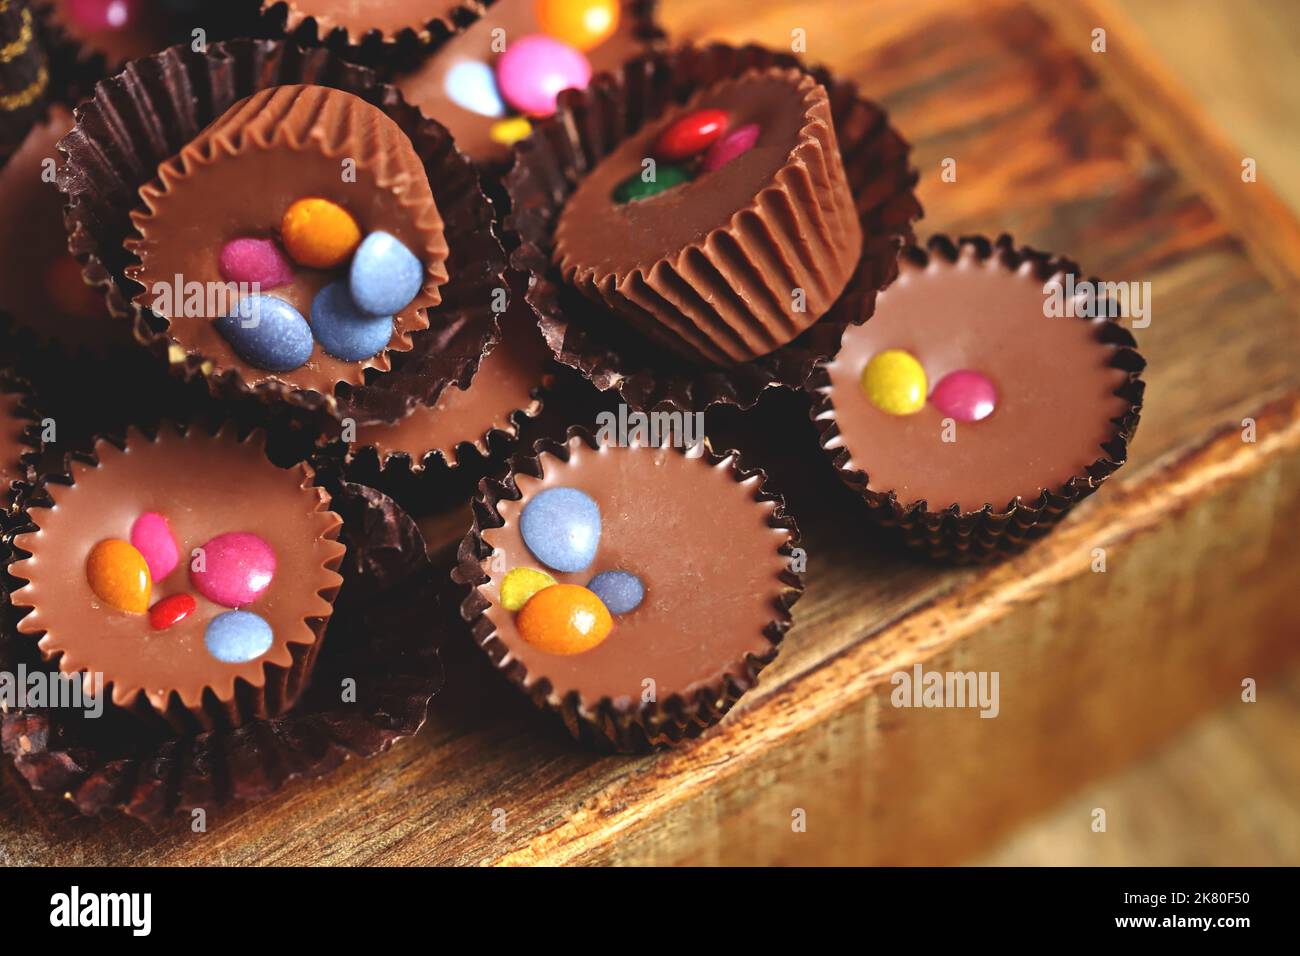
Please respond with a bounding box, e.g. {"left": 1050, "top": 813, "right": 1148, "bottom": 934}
{"left": 502, "top": 41, "right": 922, "bottom": 414}
{"left": 56, "top": 38, "right": 505, "bottom": 421}
{"left": 451, "top": 425, "right": 804, "bottom": 752}
{"left": 0, "top": 426, "right": 443, "bottom": 824}
{"left": 808, "top": 234, "right": 1147, "bottom": 563}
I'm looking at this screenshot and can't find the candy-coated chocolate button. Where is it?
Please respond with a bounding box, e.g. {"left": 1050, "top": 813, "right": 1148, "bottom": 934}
{"left": 930, "top": 369, "right": 997, "bottom": 422}
{"left": 349, "top": 232, "right": 423, "bottom": 316}
{"left": 517, "top": 584, "right": 613, "bottom": 655}
{"left": 191, "top": 532, "right": 276, "bottom": 608}
{"left": 44, "top": 255, "right": 103, "bottom": 320}
{"left": 86, "top": 539, "right": 151, "bottom": 614}
{"left": 587, "top": 570, "right": 644, "bottom": 615}
{"left": 496, "top": 34, "right": 592, "bottom": 117}
{"left": 311, "top": 280, "right": 394, "bottom": 362}
{"left": 130, "top": 511, "right": 179, "bottom": 581}
{"left": 500, "top": 567, "right": 558, "bottom": 611}
{"left": 218, "top": 237, "right": 294, "bottom": 290}
{"left": 520, "top": 486, "right": 601, "bottom": 573}
{"left": 701, "top": 123, "right": 760, "bottom": 173}
{"left": 149, "top": 593, "right": 196, "bottom": 630}
{"left": 654, "top": 109, "right": 728, "bottom": 161}
{"left": 612, "top": 163, "right": 692, "bottom": 203}
{"left": 67, "top": 0, "right": 140, "bottom": 30}
{"left": 490, "top": 116, "right": 533, "bottom": 146}
{"left": 280, "top": 198, "right": 361, "bottom": 269}
{"left": 216, "top": 294, "right": 314, "bottom": 371}
{"left": 535, "top": 0, "right": 620, "bottom": 51}
{"left": 204, "top": 610, "right": 274, "bottom": 663}
{"left": 443, "top": 60, "right": 505, "bottom": 117}
{"left": 861, "top": 349, "right": 927, "bottom": 415}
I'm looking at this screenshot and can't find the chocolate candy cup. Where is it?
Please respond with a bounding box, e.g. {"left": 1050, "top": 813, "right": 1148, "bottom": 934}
{"left": 503, "top": 42, "right": 921, "bottom": 414}
{"left": 454, "top": 427, "right": 803, "bottom": 752}
{"left": 261, "top": 0, "right": 480, "bottom": 50}
{"left": 1, "top": 451, "right": 443, "bottom": 824}
{"left": 809, "top": 235, "right": 1146, "bottom": 563}
{"left": 57, "top": 38, "right": 505, "bottom": 418}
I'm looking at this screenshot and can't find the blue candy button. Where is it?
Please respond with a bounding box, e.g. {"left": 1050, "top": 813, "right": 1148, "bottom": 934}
{"left": 588, "top": 570, "right": 645, "bottom": 615}
{"left": 310, "top": 280, "right": 394, "bottom": 362}
{"left": 216, "top": 294, "right": 314, "bottom": 371}
{"left": 520, "top": 487, "right": 601, "bottom": 573}
{"left": 444, "top": 60, "right": 505, "bottom": 118}
{"left": 349, "top": 231, "right": 424, "bottom": 317}
{"left": 204, "top": 610, "right": 274, "bottom": 663}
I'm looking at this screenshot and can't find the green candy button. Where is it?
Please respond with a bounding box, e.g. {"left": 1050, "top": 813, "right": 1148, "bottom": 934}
{"left": 612, "top": 163, "right": 693, "bottom": 203}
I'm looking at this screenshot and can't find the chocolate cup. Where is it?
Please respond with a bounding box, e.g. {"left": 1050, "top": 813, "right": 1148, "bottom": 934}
{"left": 452, "top": 426, "right": 804, "bottom": 752}
{"left": 502, "top": 42, "right": 922, "bottom": 414}
{"left": 809, "top": 235, "right": 1146, "bottom": 563}
{"left": 0, "top": 454, "right": 443, "bottom": 824}
{"left": 258, "top": 0, "right": 481, "bottom": 56}
{"left": 57, "top": 38, "right": 505, "bottom": 419}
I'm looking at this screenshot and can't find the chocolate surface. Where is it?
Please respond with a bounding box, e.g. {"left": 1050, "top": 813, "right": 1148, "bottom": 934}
{"left": 552, "top": 67, "right": 862, "bottom": 365}
{"left": 268, "top": 0, "right": 461, "bottom": 39}
{"left": 353, "top": 301, "right": 548, "bottom": 466}
{"left": 125, "top": 85, "right": 449, "bottom": 396}
{"left": 0, "top": 105, "right": 127, "bottom": 350}
{"left": 396, "top": 0, "right": 652, "bottom": 164}
{"left": 821, "top": 244, "right": 1133, "bottom": 512}
{"left": 479, "top": 437, "right": 790, "bottom": 705}
{"left": 10, "top": 426, "right": 346, "bottom": 716}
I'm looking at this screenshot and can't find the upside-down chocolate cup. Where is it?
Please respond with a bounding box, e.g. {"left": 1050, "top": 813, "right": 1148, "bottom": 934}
{"left": 503, "top": 42, "right": 921, "bottom": 414}
{"left": 454, "top": 427, "right": 803, "bottom": 752}
{"left": 809, "top": 235, "right": 1146, "bottom": 562}
{"left": 1, "top": 457, "right": 443, "bottom": 824}
{"left": 58, "top": 38, "right": 505, "bottom": 418}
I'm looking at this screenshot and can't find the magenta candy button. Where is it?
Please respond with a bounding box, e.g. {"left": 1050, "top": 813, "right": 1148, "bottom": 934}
{"left": 191, "top": 532, "right": 277, "bottom": 608}
{"left": 496, "top": 35, "right": 592, "bottom": 117}
{"left": 701, "top": 123, "right": 760, "bottom": 173}
{"left": 930, "top": 370, "right": 997, "bottom": 422}
{"left": 129, "top": 511, "right": 179, "bottom": 581}
{"left": 218, "top": 238, "right": 294, "bottom": 290}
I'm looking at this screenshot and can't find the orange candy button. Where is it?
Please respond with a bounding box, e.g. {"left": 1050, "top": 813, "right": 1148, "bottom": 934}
{"left": 516, "top": 584, "right": 613, "bottom": 656}
{"left": 280, "top": 198, "right": 362, "bottom": 269}
{"left": 86, "top": 539, "right": 151, "bottom": 614}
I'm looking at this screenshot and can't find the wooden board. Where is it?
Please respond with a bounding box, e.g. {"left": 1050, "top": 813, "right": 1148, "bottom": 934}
{"left": 4, "top": 0, "right": 1300, "bottom": 865}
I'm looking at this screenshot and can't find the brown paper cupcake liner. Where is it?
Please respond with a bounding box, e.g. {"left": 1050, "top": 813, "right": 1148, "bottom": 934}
{"left": 502, "top": 41, "right": 922, "bottom": 414}
{"left": 58, "top": 37, "right": 505, "bottom": 419}
{"left": 453, "top": 426, "right": 803, "bottom": 752}
{"left": 7, "top": 421, "right": 346, "bottom": 731}
{"left": 1, "top": 451, "right": 443, "bottom": 824}
{"left": 809, "top": 234, "right": 1146, "bottom": 563}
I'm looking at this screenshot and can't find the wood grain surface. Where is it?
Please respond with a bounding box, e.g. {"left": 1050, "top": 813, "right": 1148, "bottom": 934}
{"left": 3, "top": 0, "right": 1299, "bottom": 865}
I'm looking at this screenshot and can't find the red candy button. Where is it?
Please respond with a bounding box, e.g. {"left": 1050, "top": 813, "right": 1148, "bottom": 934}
{"left": 149, "top": 593, "right": 196, "bottom": 631}
{"left": 653, "top": 109, "right": 728, "bottom": 161}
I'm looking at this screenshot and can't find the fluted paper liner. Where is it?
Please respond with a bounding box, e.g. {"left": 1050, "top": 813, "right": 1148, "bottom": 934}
{"left": 453, "top": 427, "right": 803, "bottom": 752}
{"left": 58, "top": 38, "right": 504, "bottom": 418}
{"left": 1, "top": 451, "right": 443, "bottom": 824}
{"left": 554, "top": 68, "right": 861, "bottom": 366}
{"left": 503, "top": 42, "right": 922, "bottom": 413}
{"left": 809, "top": 235, "right": 1146, "bottom": 563}
{"left": 8, "top": 423, "right": 346, "bottom": 729}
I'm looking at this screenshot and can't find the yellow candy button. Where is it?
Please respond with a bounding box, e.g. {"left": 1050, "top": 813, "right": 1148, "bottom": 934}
{"left": 85, "top": 539, "right": 151, "bottom": 614}
{"left": 281, "top": 197, "right": 362, "bottom": 269}
{"left": 500, "top": 566, "right": 557, "bottom": 612}
{"left": 861, "top": 349, "right": 927, "bottom": 415}
{"left": 536, "top": 0, "right": 620, "bottom": 51}
{"left": 489, "top": 116, "right": 533, "bottom": 146}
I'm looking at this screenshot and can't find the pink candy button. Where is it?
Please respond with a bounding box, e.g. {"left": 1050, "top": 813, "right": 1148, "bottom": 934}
{"left": 67, "top": 0, "right": 139, "bottom": 31}
{"left": 130, "top": 511, "right": 179, "bottom": 581}
{"left": 218, "top": 238, "right": 294, "bottom": 290}
{"left": 930, "top": 370, "right": 997, "bottom": 422}
{"left": 701, "top": 123, "right": 760, "bottom": 173}
{"left": 496, "top": 34, "right": 592, "bottom": 117}
{"left": 191, "top": 532, "right": 277, "bottom": 608}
